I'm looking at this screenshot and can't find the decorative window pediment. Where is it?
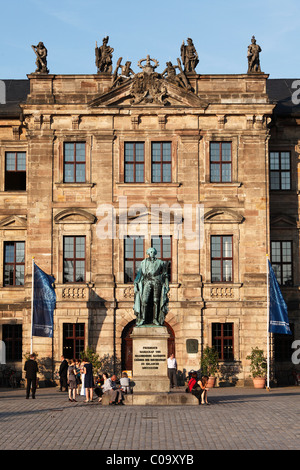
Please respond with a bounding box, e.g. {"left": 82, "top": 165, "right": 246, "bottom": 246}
{"left": 54, "top": 208, "right": 96, "bottom": 224}
{"left": 0, "top": 215, "right": 27, "bottom": 230}
{"left": 204, "top": 208, "right": 244, "bottom": 224}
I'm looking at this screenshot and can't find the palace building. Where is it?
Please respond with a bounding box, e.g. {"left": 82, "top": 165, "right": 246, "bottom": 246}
{"left": 0, "top": 37, "right": 298, "bottom": 386}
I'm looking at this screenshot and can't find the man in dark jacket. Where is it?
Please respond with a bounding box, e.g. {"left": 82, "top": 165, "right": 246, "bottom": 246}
{"left": 24, "top": 353, "right": 38, "bottom": 399}
{"left": 59, "top": 355, "right": 68, "bottom": 391}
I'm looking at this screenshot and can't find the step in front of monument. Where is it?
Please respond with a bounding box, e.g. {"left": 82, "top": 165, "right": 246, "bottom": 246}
{"left": 101, "top": 391, "right": 199, "bottom": 405}
{"left": 123, "top": 392, "right": 199, "bottom": 406}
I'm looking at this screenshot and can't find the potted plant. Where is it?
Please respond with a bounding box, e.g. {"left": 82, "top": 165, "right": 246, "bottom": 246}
{"left": 246, "top": 347, "right": 267, "bottom": 389}
{"left": 200, "top": 346, "right": 219, "bottom": 387}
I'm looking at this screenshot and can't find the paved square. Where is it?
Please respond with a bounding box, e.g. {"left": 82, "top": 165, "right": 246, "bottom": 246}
{"left": 0, "top": 386, "right": 299, "bottom": 451}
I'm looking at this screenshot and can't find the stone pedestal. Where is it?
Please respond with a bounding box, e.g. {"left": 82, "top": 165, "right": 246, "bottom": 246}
{"left": 131, "top": 326, "right": 170, "bottom": 393}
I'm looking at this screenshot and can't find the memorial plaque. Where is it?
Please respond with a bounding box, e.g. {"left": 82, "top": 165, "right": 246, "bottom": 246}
{"left": 186, "top": 339, "right": 199, "bottom": 354}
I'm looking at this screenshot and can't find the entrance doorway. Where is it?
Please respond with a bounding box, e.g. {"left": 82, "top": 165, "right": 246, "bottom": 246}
{"left": 121, "top": 320, "right": 175, "bottom": 371}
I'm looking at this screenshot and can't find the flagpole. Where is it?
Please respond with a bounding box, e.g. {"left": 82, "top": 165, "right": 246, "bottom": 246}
{"left": 266, "top": 254, "right": 270, "bottom": 390}
{"left": 31, "top": 257, "right": 34, "bottom": 354}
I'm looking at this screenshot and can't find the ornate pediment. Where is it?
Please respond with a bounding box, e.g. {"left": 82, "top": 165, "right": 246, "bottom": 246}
{"left": 0, "top": 215, "right": 27, "bottom": 229}
{"left": 204, "top": 208, "right": 244, "bottom": 224}
{"left": 54, "top": 208, "right": 96, "bottom": 224}
{"left": 89, "top": 56, "right": 207, "bottom": 109}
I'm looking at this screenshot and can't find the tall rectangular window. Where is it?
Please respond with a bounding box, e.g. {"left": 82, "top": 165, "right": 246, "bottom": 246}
{"left": 151, "top": 142, "right": 172, "bottom": 183}
{"left": 212, "top": 323, "right": 234, "bottom": 360}
{"left": 124, "top": 143, "right": 144, "bottom": 183}
{"left": 210, "top": 142, "right": 232, "bottom": 183}
{"left": 211, "top": 235, "right": 233, "bottom": 282}
{"left": 63, "top": 236, "right": 86, "bottom": 283}
{"left": 63, "top": 323, "right": 85, "bottom": 359}
{"left": 151, "top": 235, "right": 172, "bottom": 281}
{"left": 5, "top": 152, "right": 26, "bottom": 191}
{"left": 2, "top": 324, "right": 22, "bottom": 361}
{"left": 124, "top": 236, "right": 144, "bottom": 283}
{"left": 271, "top": 241, "right": 293, "bottom": 286}
{"left": 63, "top": 143, "right": 86, "bottom": 183}
{"left": 270, "top": 151, "right": 291, "bottom": 190}
{"left": 4, "top": 241, "right": 25, "bottom": 286}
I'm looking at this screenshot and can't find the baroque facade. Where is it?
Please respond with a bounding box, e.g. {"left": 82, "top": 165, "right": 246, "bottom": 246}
{"left": 0, "top": 37, "right": 298, "bottom": 386}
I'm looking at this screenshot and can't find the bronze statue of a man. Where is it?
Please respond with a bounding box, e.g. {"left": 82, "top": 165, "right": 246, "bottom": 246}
{"left": 95, "top": 36, "right": 114, "bottom": 73}
{"left": 32, "top": 42, "right": 49, "bottom": 74}
{"left": 133, "top": 247, "right": 169, "bottom": 326}
{"left": 247, "top": 36, "right": 262, "bottom": 73}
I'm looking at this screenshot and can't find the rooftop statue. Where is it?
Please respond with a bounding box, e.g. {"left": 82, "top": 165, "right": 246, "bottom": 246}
{"left": 133, "top": 247, "right": 169, "bottom": 327}
{"left": 95, "top": 36, "right": 114, "bottom": 73}
{"left": 112, "top": 57, "right": 135, "bottom": 87}
{"left": 31, "top": 42, "right": 49, "bottom": 74}
{"left": 247, "top": 36, "right": 262, "bottom": 73}
{"left": 162, "top": 59, "right": 192, "bottom": 90}
{"left": 180, "top": 38, "right": 199, "bottom": 73}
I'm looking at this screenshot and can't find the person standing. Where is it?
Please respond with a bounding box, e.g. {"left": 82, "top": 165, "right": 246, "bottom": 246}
{"left": 24, "top": 353, "right": 38, "bottom": 399}
{"left": 67, "top": 359, "right": 77, "bottom": 402}
{"left": 167, "top": 353, "right": 177, "bottom": 388}
{"left": 75, "top": 359, "right": 81, "bottom": 396}
{"left": 83, "top": 357, "right": 94, "bottom": 402}
{"left": 59, "top": 355, "right": 68, "bottom": 392}
{"left": 80, "top": 359, "right": 86, "bottom": 397}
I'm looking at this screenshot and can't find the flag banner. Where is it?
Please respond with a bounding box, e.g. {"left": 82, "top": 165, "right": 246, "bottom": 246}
{"left": 268, "top": 260, "right": 292, "bottom": 335}
{"left": 32, "top": 263, "right": 56, "bottom": 337}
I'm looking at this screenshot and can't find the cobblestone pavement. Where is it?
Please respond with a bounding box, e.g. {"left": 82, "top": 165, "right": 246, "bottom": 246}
{"left": 0, "top": 386, "right": 299, "bottom": 452}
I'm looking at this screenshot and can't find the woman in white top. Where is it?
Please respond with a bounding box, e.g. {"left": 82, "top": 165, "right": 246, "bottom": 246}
{"left": 120, "top": 372, "right": 130, "bottom": 394}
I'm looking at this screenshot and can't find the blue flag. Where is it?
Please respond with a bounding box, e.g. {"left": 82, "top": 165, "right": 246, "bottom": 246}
{"left": 32, "top": 263, "right": 56, "bottom": 338}
{"left": 268, "top": 260, "right": 291, "bottom": 335}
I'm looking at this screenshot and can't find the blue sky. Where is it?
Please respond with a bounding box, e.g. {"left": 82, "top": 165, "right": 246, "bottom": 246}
{"left": 0, "top": 0, "right": 299, "bottom": 79}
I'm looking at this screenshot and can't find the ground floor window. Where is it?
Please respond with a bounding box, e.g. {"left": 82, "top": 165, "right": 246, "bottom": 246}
{"left": 212, "top": 322, "right": 234, "bottom": 360}
{"left": 2, "top": 324, "right": 22, "bottom": 361}
{"left": 63, "top": 323, "right": 85, "bottom": 360}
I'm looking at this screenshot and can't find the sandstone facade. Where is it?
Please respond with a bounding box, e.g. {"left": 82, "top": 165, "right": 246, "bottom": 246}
{"left": 0, "top": 62, "right": 298, "bottom": 386}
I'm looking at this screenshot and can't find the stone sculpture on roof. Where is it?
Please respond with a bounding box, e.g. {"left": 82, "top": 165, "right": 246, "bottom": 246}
{"left": 89, "top": 37, "right": 208, "bottom": 108}
{"left": 95, "top": 36, "right": 114, "bottom": 73}
{"left": 162, "top": 59, "right": 191, "bottom": 90}
{"left": 112, "top": 57, "right": 135, "bottom": 87}
{"left": 247, "top": 36, "right": 262, "bottom": 73}
{"left": 130, "top": 55, "right": 168, "bottom": 105}
{"left": 180, "top": 38, "right": 199, "bottom": 73}
{"left": 31, "top": 42, "right": 49, "bottom": 74}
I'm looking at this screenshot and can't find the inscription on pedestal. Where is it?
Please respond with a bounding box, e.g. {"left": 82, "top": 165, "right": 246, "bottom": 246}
{"left": 131, "top": 326, "right": 170, "bottom": 392}
{"left": 134, "top": 346, "right": 167, "bottom": 370}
